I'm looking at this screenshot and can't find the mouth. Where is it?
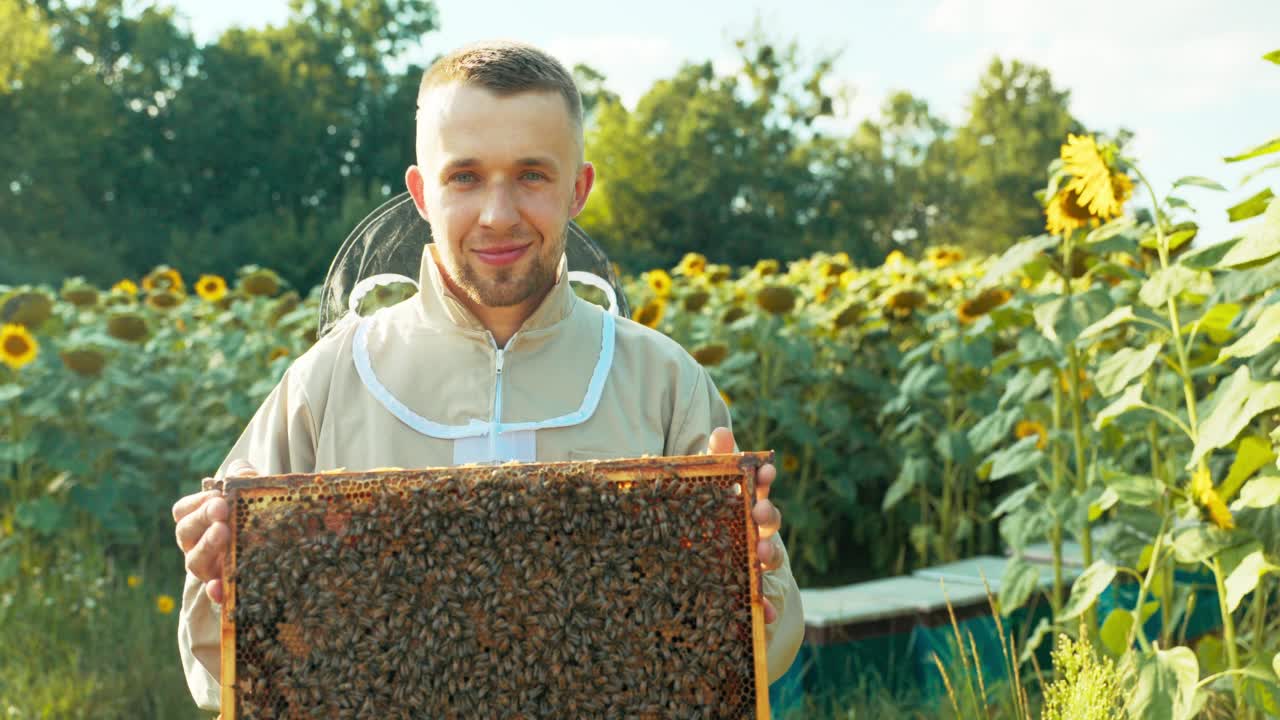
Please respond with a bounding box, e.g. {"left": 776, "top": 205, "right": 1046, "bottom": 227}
{"left": 472, "top": 243, "right": 532, "bottom": 267}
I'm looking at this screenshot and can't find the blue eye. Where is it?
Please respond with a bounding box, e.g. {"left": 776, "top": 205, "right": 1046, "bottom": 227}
{"left": 521, "top": 171, "right": 547, "bottom": 182}
{"left": 451, "top": 172, "right": 478, "bottom": 184}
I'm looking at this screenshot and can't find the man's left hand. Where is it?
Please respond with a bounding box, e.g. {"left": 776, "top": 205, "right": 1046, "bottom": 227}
{"left": 708, "top": 427, "right": 781, "bottom": 624}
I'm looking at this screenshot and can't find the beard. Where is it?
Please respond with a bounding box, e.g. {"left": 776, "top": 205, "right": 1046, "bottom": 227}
{"left": 452, "top": 224, "right": 566, "bottom": 308}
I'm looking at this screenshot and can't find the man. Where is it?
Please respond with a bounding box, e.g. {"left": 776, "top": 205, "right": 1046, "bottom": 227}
{"left": 172, "top": 40, "right": 803, "bottom": 712}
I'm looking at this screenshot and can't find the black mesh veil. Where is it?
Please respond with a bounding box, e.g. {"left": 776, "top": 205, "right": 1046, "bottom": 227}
{"left": 317, "top": 192, "right": 630, "bottom": 338}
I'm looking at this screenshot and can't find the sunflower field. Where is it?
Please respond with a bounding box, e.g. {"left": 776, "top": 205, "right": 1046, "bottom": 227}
{"left": 4, "top": 73, "right": 1280, "bottom": 720}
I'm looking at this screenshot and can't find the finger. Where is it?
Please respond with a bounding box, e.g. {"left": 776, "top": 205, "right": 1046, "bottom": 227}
{"left": 206, "top": 578, "right": 224, "bottom": 605}
{"left": 753, "top": 500, "right": 781, "bottom": 537}
{"left": 226, "top": 459, "right": 260, "bottom": 477}
{"left": 758, "top": 537, "right": 783, "bottom": 571}
{"left": 707, "top": 427, "right": 735, "bottom": 455}
{"left": 172, "top": 490, "right": 219, "bottom": 523}
{"left": 763, "top": 597, "right": 777, "bottom": 624}
{"left": 185, "top": 520, "right": 230, "bottom": 582}
{"left": 175, "top": 496, "right": 228, "bottom": 553}
{"left": 756, "top": 463, "right": 775, "bottom": 501}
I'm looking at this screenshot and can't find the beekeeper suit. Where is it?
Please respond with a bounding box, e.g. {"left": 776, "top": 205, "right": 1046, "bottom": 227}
{"left": 177, "top": 241, "right": 805, "bottom": 711}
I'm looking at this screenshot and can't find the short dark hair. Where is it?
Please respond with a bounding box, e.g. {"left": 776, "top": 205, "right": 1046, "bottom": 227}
{"left": 417, "top": 41, "right": 583, "bottom": 137}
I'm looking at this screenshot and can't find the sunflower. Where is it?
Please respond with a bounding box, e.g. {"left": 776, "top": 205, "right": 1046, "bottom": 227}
{"left": 127, "top": 575, "right": 141, "bottom": 588}
{"left": 141, "top": 267, "right": 184, "bottom": 294}
{"left": 106, "top": 312, "right": 149, "bottom": 342}
{"left": 884, "top": 289, "right": 926, "bottom": 319}
{"left": 682, "top": 290, "right": 711, "bottom": 313}
{"left": 957, "top": 287, "right": 1013, "bottom": 324}
{"left": 926, "top": 247, "right": 964, "bottom": 268}
{"left": 645, "top": 270, "right": 673, "bottom": 298}
{"left": 706, "top": 265, "right": 732, "bottom": 284}
{"left": 146, "top": 289, "right": 183, "bottom": 311}
{"left": 1061, "top": 135, "right": 1133, "bottom": 219}
{"left": 632, "top": 300, "right": 665, "bottom": 329}
{"left": 195, "top": 274, "right": 228, "bottom": 302}
{"left": 753, "top": 259, "right": 780, "bottom": 277}
{"left": 1014, "top": 420, "right": 1048, "bottom": 450}
{"left": 675, "top": 252, "right": 707, "bottom": 277}
{"left": 155, "top": 594, "right": 176, "bottom": 614}
{"left": 60, "top": 348, "right": 107, "bottom": 377}
{"left": 820, "top": 260, "right": 848, "bottom": 279}
{"left": 833, "top": 301, "right": 863, "bottom": 329}
{"left": 1045, "top": 186, "right": 1098, "bottom": 236}
{"left": 692, "top": 343, "right": 729, "bottom": 367}
{"left": 756, "top": 286, "right": 797, "bottom": 315}
{"left": 884, "top": 250, "right": 907, "bottom": 269}
{"left": 782, "top": 455, "right": 800, "bottom": 473}
{"left": 1190, "top": 466, "right": 1234, "bottom": 530}
{"left": 815, "top": 282, "right": 837, "bottom": 305}
{"left": 60, "top": 279, "right": 100, "bottom": 307}
{"left": 112, "top": 279, "right": 139, "bottom": 296}
{"left": 1, "top": 291, "right": 53, "bottom": 328}
{"left": 1, "top": 324, "right": 38, "bottom": 370}
{"left": 722, "top": 306, "right": 748, "bottom": 325}
{"left": 240, "top": 267, "right": 282, "bottom": 297}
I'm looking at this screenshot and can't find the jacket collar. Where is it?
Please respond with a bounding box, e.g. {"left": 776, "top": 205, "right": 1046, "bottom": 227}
{"left": 416, "top": 243, "right": 576, "bottom": 336}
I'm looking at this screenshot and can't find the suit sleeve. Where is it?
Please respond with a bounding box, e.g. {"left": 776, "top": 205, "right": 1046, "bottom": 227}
{"left": 666, "top": 366, "right": 805, "bottom": 685}
{"left": 178, "top": 367, "right": 318, "bottom": 711}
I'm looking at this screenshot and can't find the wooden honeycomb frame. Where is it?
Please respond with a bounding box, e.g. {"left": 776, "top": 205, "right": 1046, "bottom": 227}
{"left": 209, "top": 452, "right": 773, "bottom": 718}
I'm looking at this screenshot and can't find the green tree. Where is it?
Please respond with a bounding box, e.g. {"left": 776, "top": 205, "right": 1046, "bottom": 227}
{"left": 579, "top": 34, "right": 836, "bottom": 270}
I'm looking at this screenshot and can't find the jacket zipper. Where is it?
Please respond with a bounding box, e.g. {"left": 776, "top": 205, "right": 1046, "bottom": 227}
{"left": 488, "top": 334, "right": 515, "bottom": 461}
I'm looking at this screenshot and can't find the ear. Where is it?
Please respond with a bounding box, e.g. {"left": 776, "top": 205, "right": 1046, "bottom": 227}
{"left": 405, "top": 165, "right": 430, "bottom": 221}
{"left": 568, "top": 161, "right": 595, "bottom": 219}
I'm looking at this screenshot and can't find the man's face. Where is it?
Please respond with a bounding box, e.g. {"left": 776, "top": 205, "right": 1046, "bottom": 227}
{"left": 406, "top": 83, "right": 593, "bottom": 309}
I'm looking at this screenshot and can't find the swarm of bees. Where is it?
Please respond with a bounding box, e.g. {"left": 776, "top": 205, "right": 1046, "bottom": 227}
{"left": 226, "top": 459, "right": 764, "bottom": 719}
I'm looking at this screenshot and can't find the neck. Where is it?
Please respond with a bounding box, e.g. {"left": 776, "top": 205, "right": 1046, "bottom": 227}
{"left": 435, "top": 262, "right": 551, "bottom": 348}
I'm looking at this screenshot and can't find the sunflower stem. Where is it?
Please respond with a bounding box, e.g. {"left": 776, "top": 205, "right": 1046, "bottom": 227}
{"left": 1050, "top": 377, "right": 1066, "bottom": 616}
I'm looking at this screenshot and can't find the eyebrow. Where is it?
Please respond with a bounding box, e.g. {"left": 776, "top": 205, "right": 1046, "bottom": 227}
{"left": 440, "top": 156, "right": 560, "bottom": 174}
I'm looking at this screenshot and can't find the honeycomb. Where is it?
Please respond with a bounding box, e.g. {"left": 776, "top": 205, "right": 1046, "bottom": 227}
{"left": 211, "top": 453, "right": 772, "bottom": 719}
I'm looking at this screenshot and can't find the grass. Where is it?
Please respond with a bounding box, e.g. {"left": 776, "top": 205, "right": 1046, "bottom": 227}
{"left": 0, "top": 542, "right": 212, "bottom": 720}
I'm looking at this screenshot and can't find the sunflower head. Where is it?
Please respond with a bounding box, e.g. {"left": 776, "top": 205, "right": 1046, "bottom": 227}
{"left": 195, "top": 274, "right": 228, "bottom": 302}
{"left": 645, "top": 269, "right": 673, "bottom": 298}
{"left": 707, "top": 265, "right": 732, "bottom": 284}
{"left": 146, "top": 289, "right": 183, "bottom": 311}
{"left": 1059, "top": 368, "right": 1093, "bottom": 400}
{"left": 1190, "top": 466, "right": 1234, "bottom": 530}
{"left": 112, "top": 279, "right": 139, "bottom": 296}
{"left": 60, "top": 347, "right": 107, "bottom": 377}
{"left": 106, "top": 311, "right": 149, "bottom": 343}
{"left": 820, "top": 260, "right": 848, "bottom": 279}
{"left": 884, "top": 289, "right": 926, "bottom": 319}
{"left": 781, "top": 455, "right": 801, "bottom": 473}
{"left": 60, "top": 279, "right": 100, "bottom": 308}
{"left": 1054, "top": 134, "right": 1132, "bottom": 228}
{"left": 1045, "top": 186, "right": 1099, "bottom": 236}
{"left": 753, "top": 259, "right": 780, "bottom": 277}
{"left": 682, "top": 290, "right": 711, "bottom": 313}
{"left": 269, "top": 291, "right": 302, "bottom": 326}
{"left": 833, "top": 301, "right": 863, "bottom": 329}
{"left": 126, "top": 575, "right": 141, "bottom": 589}
{"left": 884, "top": 250, "right": 908, "bottom": 269}
{"left": 239, "top": 267, "right": 282, "bottom": 297}
{"left": 1, "top": 291, "right": 54, "bottom": 329}
{"left": 1015, "top": 420, "right": 1048, "bottom": 450}
{"left": 926, "top": 247, "right": 964, "bottom": 268}
{"left": 692, "top": 343, "right": 729, "bottom": 367}
{"left": 141, "top": 267, "right": 184, "bottom": 294}
{"left": 756, "top": 286, "right": 797, "bottom": 315}
{"left": 722, "top": 305, "right": 749, "bottom": 325}
{"left": 632, "top": 300, "right": 666, "bottom": 329}
{"left": 0, "top": 324, "right": 39, "bottom": 370}
{"left": 675, "top": 252, "right": 707, "bottom": 277}
{"left": 155, "top": 594, "right": 176, "bottom": 614}
{"left": 958, "top": 287, "right": 1013, "bottom": 324}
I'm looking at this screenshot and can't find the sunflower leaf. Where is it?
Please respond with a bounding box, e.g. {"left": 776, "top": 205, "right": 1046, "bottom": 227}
{"left": 1234, "top": 476, "right": 1280, "bottom": 510}
{"left": 1225, "top": 138, "right": 1280, "bottom": 164}
{"left": 1061, "top": 559, "right": 1116, "bottom": 621}
{"left": 1190, "top": 366, "right": 1280, "bottom": 468}
{"left": 1095, "top": 342, "right": 1163, "bottom": 397}
{"left": 1094, "top": 383, "right": 1147, "bottom": 431}
{"left": 1221, "top": 437, "right": 1278, "bottom": 502}
{"left": 1220, "top": 303, "right": 1280, "bottom": 361}
{"left": 1227, "top": 188, "right": 1274, "bottom": 221}
{"left": 1219, "top": 198, "right": 1280, "bottom": 267}
{"left": 1139, "top": 266, "right": 1206, "bottom": 308}
{"left": 987, "top": 436, "right": 1044, "bottom": 480}
{"left": 1173, "top": 176, "right": 1228, "bottom": 192}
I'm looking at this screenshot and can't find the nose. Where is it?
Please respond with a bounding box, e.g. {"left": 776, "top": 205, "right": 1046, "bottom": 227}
{"left": 478, "top": 182, "right": 520, "bottom": 233}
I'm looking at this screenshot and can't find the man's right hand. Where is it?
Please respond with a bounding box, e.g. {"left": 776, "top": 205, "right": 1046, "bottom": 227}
{"left": 173, "top": 459, "right": 258, "bottom": 604}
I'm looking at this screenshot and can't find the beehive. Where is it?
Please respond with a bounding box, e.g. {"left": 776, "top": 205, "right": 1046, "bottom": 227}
{"left": 210, "top": 452, "right": 773, "bottom": 719}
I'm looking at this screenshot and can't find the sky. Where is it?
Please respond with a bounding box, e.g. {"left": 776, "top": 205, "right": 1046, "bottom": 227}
{"left": 169, "top": 0, "right": 1280, "bottom": 250}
